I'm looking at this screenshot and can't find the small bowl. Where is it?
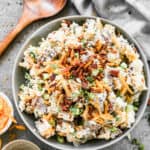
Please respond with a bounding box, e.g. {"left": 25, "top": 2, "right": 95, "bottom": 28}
{"left": 2, "top": 139, "right": 40, "bottom": 150}
{"left": 0, "top": 92, "right": 14, "bottom": 135}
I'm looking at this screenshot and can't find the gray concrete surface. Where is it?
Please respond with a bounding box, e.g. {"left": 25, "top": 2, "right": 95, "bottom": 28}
{"left": 0, "top": 0, "right": 150, "bottom": 150}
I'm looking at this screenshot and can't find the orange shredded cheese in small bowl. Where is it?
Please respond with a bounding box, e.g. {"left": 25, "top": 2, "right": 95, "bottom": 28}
{"left": 0, "top": 93, "right": 14, "bottom": 135}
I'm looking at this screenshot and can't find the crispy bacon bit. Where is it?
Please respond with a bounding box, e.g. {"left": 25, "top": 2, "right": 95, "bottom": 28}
{"left": 97, "top": 50, "right": 108, "bottom": 67}
{"left": 72, "top": 59, "right": 80, "bottom": 66}
{"left": 100, "top": 44, "right": 107, "bottom": 51}
{"left": 88, "top": 105, "right": 93, "bottom": 118}
{"left": 84, "top": 59, "right": 93, "bottom": 69}
{"left": 62, "top": 67, "right": 71, "bottom": 78}
{"left": 108, "top": 47, "right": 117, "bottom": 53}
{"left": 91, "top": 63, "right": 97, "bottom": 69}
{"left": 61, "top": 99, "right": 72, "bottom": 111}
{"left": 82, "top": 81, "right": 89, "bottom": 89}
{"left": 50, "top": 74, "right": 56, "bottom": 81}
{"left": 109, "top": 103, "right": 113, "bottom": 112}
{"left": 74, "top": 46, "right": 82, "bottom": 53}
{"left": 62, "top": 20, "right": 72, "bottom": 26}
{"left": 80, "top": 51, "right": 87, "bottom": 55}
{"left": 71, "top": 70, "right": 77, "bottom": 77}
{"left": 109, "top": 70, "right": 119, "bottom": 77}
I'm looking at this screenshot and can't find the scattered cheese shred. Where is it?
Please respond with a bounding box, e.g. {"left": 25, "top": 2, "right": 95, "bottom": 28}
{"left": 0, "top": 138, "right": 2, "bottom": 150}
{"left": 15, "top": 125, "right": 26, "bottom": 131}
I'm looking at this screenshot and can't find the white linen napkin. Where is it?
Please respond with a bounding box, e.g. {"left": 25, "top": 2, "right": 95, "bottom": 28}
{"left": 71, "top": 0, "right": 150, "bottom": 60}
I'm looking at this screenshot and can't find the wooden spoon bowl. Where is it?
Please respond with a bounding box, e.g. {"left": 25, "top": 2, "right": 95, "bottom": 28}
{"left": 0, "top": 0, "right": 67, "bottom": 56}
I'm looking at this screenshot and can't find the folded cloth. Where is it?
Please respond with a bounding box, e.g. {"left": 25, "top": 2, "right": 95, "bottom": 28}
{"left": 71, "top": 0, "right": 150, "bottom": 60}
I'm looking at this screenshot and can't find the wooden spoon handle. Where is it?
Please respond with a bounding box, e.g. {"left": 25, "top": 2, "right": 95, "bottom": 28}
{"left": 0, "top": 13, "right": 32, "bottom": 56}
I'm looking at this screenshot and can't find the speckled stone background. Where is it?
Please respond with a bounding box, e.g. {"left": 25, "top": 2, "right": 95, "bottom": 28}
{"left": 0, "top": 0, "right": 150, "bottom": 150}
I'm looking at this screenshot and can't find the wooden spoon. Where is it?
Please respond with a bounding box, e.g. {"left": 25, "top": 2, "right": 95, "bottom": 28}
{"left": 0, "top": 0, "right": 67, "bottom": 56}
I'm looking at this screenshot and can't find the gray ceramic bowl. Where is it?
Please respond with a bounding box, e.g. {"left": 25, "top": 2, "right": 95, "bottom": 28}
{"left": 12, "top": 16, "right": 150, "bottom": 150}
{"left": 2, "top": 139, "right": 40, "bottom": 150}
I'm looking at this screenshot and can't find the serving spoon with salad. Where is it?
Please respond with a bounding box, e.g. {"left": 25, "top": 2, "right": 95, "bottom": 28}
{"left": 0, "top": 0, "right": 67, "bottom": 56}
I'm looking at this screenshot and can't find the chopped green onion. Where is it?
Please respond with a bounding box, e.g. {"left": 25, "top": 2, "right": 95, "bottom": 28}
{"left": 29, "top": 51, "right": 36, "bottom": 59}
{"left": 54, "top": 69, "right": 60, "bottom": 74}
{"left": 79, "top": 89, "right": 94, "bottom": 100}
{"left": 133, "top": 101, "right": 140, "bottom": 107}
{"left": 71, "top": 92, "right": 80, "bottom": 99}
{"left": 134, "top": 106, "right": 138, "bottom": 111}
{"left": 56, "top": 135, "right": 65, "bottom": 144}
{"left": 43, "top": 93, "right": 50, "bottom": 100}
{"left": 88, "top": 93, "right": 95, "bottom": 100}
{"left": 120, "top": 62, "right": 127, "bottom": 69}
{"left": 92, "top": 69, "right": 99, "bottom": 76}
{"left": 37, "top": 80, "right": 45, "bottom": 84}
{"left": 49, "top": 119, "right": 56, "bottom": 127}
{"left": 110, "top": 127, "right": 118, "bottom": 133}
{"left": 43, "top": 73, "right": 49, "bottom": 80}
{"left": 20, "top": 84, "right": 25, "bottom": 90}
{"left": 99, "top": 68, "right": 103, "bottom": 73}
{"left": 111, "top": 111, "right": 117, "bottom": 117}
{"left": 116, "top": 91, "right": 121, "bottom": 97}
{"left": 115, "top": 116, "right": 120, "bottom": 121}
{"left": 25, "top": 72, "right": 31, "bottom": 80}
{"left": 131, "top": 138, "right": 145, "bottom": 150}
{"left": 126, "top": 105, "right": 134, "bottom": 112}
{"left": 38, "top": 84, "right": 43, "bottom": 91}
{"left": 132, "top": 138, "right": 140, "bottom": 145}
{"left": 75, "top": 53, "right": 79, "bottom": 58}
{"left": 70, "top": 75, "right": 75, "bottom": 79}
{"left": 103, "top": 78, "right": 108, "bottom": 84}
{"left": 73, "top": 26, "right": 76, "bottom": 34}
{"left": 81, "top": 39, "right": 86, "bottom": 48}
{"left": 139, "top": 144, "right": 144, "bottom": 150}
{"left": 70, "top": 105, "right": 83, "bottom": 116}
{"left": 86, "top": 76, "right": 94, "bottom": 83}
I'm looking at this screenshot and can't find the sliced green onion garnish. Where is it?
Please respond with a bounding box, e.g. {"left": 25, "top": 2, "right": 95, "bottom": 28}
{"left": 92, "top": 69, "right": 99, "bottom": 76}
{"left": 29, "top": 51, "right": 36, "bottom": 59}
{"left": 126, "top": 105, "right": 134, "bottom": 112}
{"left": 43, "top": 93, "right": 50, "bottom": 100}
{"left": 110, "top": 127, "right": 118, "bottom": 133}
{"left": 38, "top": 84, "right": 43, "bottom": 91}
{"left": 25, "top": 72, "right": 31, "bottom": 80}
{"left": 43, "top": 73, "right": 50, "bottom": 80}
{"left": 56, "top": 135, "right": 65, "bottom": 144}
{"left": 49, "top": 119, "right": 56, "bottom": 127}
{"left": 75, "top": 53, "right": 79, "bottom": 58}
{"left": 86, "top": 76, "right": 94, "bottom": 83}
{"left": 120, "top": 62, "right": 127, "bottom": 69}
{"left": 70, "top": 105, "right": 83, "bottom": 116}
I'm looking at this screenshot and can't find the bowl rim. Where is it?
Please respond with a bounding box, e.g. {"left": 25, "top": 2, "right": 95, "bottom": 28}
{"left": 2, "top": 139, "right": 40, "bottom": 150}
{"left": 12, "top": 15, "right": 150, "bottom": 150}
{"left": 0, "top": 92, "right": 14, "bottom": 135}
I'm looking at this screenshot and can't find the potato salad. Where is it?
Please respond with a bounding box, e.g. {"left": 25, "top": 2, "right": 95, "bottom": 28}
{"left": 18, "top": 19, "right": 147, "bottom": 146}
